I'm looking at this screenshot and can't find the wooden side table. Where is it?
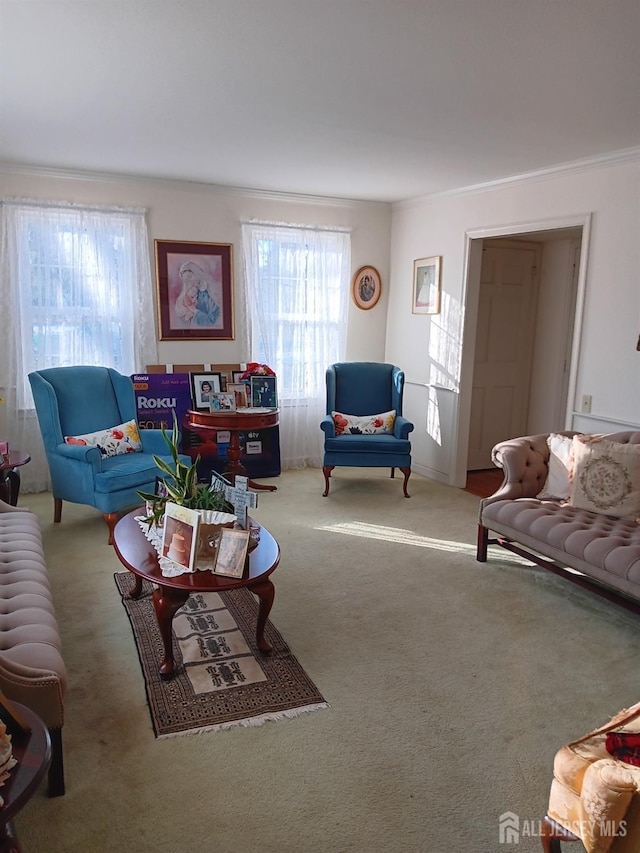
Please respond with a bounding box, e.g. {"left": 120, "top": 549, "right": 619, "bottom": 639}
{"left": 188, "top": 409, "right": 279, "bottom": 492}
{"left": 0, "top": 703, "right": 52, "bottom": 853}
{"left": 0, "top": 453, "right": 31, "bottom": 507}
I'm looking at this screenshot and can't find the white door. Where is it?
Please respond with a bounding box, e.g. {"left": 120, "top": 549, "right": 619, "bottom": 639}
{"left": 467, "top": 241, "right": 540, "bottom": 470}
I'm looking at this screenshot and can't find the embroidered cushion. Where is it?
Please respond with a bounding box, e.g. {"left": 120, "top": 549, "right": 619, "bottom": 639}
{"left": 65, "top": 419, "right": 143, "bottom": 457}
{"left": 332, "top": 410, "right": 396, "bottom": 436}
{"left": 568, "top": 435, "right": 640, "bottom": 518}
{"left": 537, "top": 433, "right": 573, "bottom": 500}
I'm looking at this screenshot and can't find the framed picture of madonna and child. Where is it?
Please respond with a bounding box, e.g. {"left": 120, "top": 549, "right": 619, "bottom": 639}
{"left": 155, "top": 240, "right": 234, "bottom": 341}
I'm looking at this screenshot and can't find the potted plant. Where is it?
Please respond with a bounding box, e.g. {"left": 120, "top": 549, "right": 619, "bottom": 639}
{"left": 137, "top": 413, "right": 234, "bottom": 529}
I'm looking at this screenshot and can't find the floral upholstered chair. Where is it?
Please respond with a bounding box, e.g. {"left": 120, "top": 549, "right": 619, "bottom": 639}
{"left": 542, "top": 700, "right": 640, "bottom": 852}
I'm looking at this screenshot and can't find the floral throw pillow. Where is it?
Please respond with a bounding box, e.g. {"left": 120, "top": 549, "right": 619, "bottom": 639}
{"left": 332, "top": 410, "right": 396, "bottom": 436}
{"left": 65, "top": 419, "right": 143, "bottom": 457}
{"left": 568, "top": 435, "right": 640, "bottom": 518}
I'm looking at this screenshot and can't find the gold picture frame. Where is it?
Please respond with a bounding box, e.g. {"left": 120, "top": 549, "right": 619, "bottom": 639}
{"left": 352, "top": 265, "right": 381, "bottom": 310}
{"left": 412, "top": 256, "right": 442, "bottom": 315}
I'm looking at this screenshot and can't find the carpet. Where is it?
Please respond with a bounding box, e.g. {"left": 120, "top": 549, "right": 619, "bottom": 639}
{"left": 114, "top": 571, "right": 328, "bottom": 738}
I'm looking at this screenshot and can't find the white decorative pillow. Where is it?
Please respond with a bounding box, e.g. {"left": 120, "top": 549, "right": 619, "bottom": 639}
{"left": 332, "top": 410, "right": 396, "bottom": 436}
{"left": 569, "top": 435, "right": 640, "bottom": 518}
{"left": 65, "top": 419, "right": 143, "bottom": 457}
{"left": 537, "top": 433, "right": 573, "bottom": 500}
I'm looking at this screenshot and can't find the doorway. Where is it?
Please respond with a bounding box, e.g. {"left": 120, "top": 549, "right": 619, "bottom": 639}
{"left": 455, "top": 215, "right": 591, "bottom": 487}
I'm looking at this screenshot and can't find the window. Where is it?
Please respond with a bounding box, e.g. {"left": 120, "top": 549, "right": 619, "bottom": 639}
{"left": 3, "top": 201, "right": 156, "bottom": 408}
{"left": 242, "top": 221, "right": 350, "bottom": 468}
{"left": 1, "top": 199, "right": 157, "bottom": 492}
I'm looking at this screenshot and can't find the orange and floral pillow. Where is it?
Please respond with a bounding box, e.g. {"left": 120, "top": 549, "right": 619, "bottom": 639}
{"left": 332, "top": 410, "right": 396, "bottom": 436}
{"left": 65, "top": 419, "right": 143, "bottom": 457}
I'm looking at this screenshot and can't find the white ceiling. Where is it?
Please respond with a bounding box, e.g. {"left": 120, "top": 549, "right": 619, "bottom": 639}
{"left": 1, "top": 0, "right": 639, "bottom": 203}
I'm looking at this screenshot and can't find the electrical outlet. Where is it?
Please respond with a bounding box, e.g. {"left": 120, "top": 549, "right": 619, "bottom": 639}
{"left": 581, "top": 394, "right": 592, "bottom": 414}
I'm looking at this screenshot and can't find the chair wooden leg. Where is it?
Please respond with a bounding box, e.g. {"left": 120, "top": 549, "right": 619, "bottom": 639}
{"left": 322, "top": 466, "right": 334, "bottom": 497}
{"left": 104, "top": 512, "right": 118, "bottom": 545}
{"left": 540, "top": 815, "right": 580, "bottom": 852}
{"left": 53, "top": 497, "right": 62, "bottom": 523}
{"left": 48, "top": 728, "right": 65, "bottom": 797}
{"left": 399, "top": 466, "right": 411, "bottom": 498}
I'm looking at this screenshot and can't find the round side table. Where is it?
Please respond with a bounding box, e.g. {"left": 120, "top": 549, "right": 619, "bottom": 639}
{"left": 0, "top": 702, "right": 51, "bottom": 853}
{"left": 0, "top": 453, "right": 31, "bottom": 506}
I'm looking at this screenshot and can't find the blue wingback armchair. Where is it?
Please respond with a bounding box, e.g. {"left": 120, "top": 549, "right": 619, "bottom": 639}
{"left": 29, "top": 366, "right": 190, "bottom": 542}
{"left": 320, "top": 362, "right": 414, "bottom": 497}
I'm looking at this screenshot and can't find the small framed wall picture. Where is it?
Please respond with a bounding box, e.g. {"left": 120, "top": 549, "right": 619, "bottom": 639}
{"left": 412, "top": 256, "right": 442, "bottom": 315}
{"left": 352, "top": 265, "right": 381, "bottom": 310}
{"left": 190, "top": 372, "right": 222, "bottom": 410}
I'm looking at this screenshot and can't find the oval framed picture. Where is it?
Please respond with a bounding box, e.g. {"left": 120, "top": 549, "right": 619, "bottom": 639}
{"left": 352, "top": 265, "right": 381, "bottom": 310}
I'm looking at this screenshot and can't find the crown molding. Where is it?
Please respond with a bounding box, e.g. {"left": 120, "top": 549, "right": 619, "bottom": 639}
{"left": 0, "top": 161, "right": 388, "bottom": 209}
{"left": 395, "top": 146, "right": 640, "bottom": 210}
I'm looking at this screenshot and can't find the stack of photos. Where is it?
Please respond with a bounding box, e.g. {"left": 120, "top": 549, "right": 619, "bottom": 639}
{"left": 250, "top": 375, "right": 277, "bottom": 408}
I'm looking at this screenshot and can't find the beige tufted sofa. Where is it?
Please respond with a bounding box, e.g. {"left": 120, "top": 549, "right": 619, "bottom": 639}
{"left": 0, "top": 498, "right": 67, "bottom": 796}
{"left": 476, "top": 431, "right": 640, "bottom": 611}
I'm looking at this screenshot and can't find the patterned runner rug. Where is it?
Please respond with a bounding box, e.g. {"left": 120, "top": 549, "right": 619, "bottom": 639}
{"left": 114, "top": 571, "right": 328, "bottom": 738}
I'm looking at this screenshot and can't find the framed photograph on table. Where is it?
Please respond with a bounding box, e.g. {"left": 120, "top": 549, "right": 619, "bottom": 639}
{"left": 250, "top": 375, "right": 277, "bottom": 408}
{"left": 228, "top": 383, "right": 248, "bottom": 409}
{"left": 412, "top": 256, "right": 441, "bottom": 315}
{"left": 191, "top": 372, "right": 222, "bottom": 410}
{"left": 213, "top": 528, "right": 250, "bottom": 578}
{"left": 162, "top": 503, "right": 200, "bottom": 572}
{"left": 352, "top": 265, "right": 381, "bottom": 310}
{"left": 209, "top": 392, "right": 236, "bottom": 411}
{"left": 155, "top": 240, "right": 234, "bottom": 341}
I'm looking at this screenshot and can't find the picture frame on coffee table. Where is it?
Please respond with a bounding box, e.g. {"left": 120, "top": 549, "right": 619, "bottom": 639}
{"left": 214, "top": 528, "right": 250, "bottom": 578}
{"left": 162, "top": 503, "right": 200, "bottom": 572}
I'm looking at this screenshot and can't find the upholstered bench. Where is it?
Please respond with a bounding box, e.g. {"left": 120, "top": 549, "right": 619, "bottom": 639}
{"left": 0, "top": 498, "right": 67, "bottom": 796}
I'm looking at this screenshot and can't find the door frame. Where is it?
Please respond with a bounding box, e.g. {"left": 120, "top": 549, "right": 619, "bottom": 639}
{"left": 452, "top": 213, "right": 592, "bottom": 488}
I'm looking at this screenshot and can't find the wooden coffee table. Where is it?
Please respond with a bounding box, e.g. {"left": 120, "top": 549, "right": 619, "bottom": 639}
{"left": 112, "top": 509, "right": 280, "bottom": 678}
{"left": 0, "top": 452, "right": 31, "bottom": 506}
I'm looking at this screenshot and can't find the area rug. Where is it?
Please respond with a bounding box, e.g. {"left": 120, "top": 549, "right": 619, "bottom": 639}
{"left": 114, "top": 572, "right": 328, "bottom": 738}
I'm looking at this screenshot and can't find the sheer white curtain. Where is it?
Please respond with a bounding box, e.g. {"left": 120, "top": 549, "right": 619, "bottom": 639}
{"left": 242, "top": 221, "right": 350, "bottom": 469}
{"left": 0, "top": 199, "right": 158, "bottom": 492}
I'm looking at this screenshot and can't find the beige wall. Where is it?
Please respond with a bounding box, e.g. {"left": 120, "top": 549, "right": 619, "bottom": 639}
{"left": 387, "top": 157, "right": 640, "bottom": 485}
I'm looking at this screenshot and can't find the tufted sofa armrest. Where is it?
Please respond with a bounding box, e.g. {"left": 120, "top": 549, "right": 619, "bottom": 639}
{"left": 479, "top": 432, "right": 577, "bottom": 510}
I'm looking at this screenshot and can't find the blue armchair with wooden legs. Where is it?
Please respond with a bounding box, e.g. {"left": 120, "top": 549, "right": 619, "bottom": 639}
{"left": 29, "top": 366, "right": 190, "bottom": 543}
{"left": 320, "top": 361, "right": 414, "bottom": 497}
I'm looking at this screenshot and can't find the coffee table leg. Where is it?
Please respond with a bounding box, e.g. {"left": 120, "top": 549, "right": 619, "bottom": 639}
{"left": 251, "top": 579, "right": 275, "bottom": 653}
{"left": 152, "top": 585, "right": 190, "bottom": 678}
